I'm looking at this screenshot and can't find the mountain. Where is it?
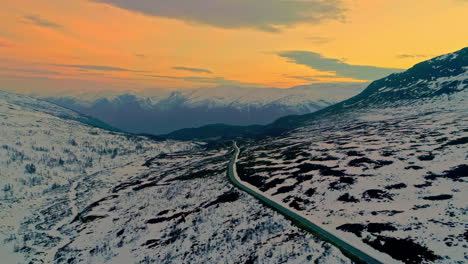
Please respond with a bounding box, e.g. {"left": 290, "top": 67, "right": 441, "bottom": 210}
{"left": 44, "top": 83, "right": 366, "bottom": 135}
{"left": 0, "top": 90, "right": 350, "bottom": 263}
{"left": 230, "top": 48, "right": 467, "bottom": 263}
{"left": 165, "top": 47, "right": 468, "bottom": 141}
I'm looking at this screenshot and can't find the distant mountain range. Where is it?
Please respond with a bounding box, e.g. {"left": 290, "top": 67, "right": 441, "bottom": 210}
{"left": 164, "top": 47, "right": 468, "bottom": 141}
{"left": 44, "top": 83, "right": 367, "bottom": 135}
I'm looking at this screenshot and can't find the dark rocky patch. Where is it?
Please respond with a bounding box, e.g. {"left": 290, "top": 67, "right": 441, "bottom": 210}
{"left": 116, "top": 229, "right": 124, "bottom": 237}
{"left": 405, "top": 165, "right": 424, "bottom": 170}
{"left": 304, "top": 188, "right": 316, "bottom": 197}
{"left": 348, "top": 158, "right": 393, "bottom": 169}
{"left": 362, "top": 189, "right": 393, "bottom": 201}
{"left": 295, "top": 163, "right": 345, "bottom": 176}
{"left": 294, "top": 173, "right": 314, "bottom": 184}
{"left": 281, "top": 146, "right": 311, "bottom": 160}
{"left": 329, "top": 177, "right": 355, "bottom": 190}
{"left": 412, "top": 204, "right": 430, "bottom": 210}
{"left": 157, "top": 210, "right": 170, "bottom": 216}
{"left": 288, "top": 197, "right": 309, "bottom": 211}
{"left": 72, "top": 195, "right": 118, "bottom": 223}
{"left": 337, "top": 193, "right": 360, "bottom": 203}
{"left": 133, "top": 181, "right": 160, "bottom": 191}
{"left": 203, "top": 191, "right": 240, "bottom": 208}
{"left": 425, "top": 164, "right": 468, "bottom": 181}
{"left": 310, "top": 155, "right": 340, "bottom": 161}
{"left": 422, "top": 194, "right": 453, "bottom": 201}
{"left": 367, "top": 223, "right": 397, "bottom": 233}
{"left": 381, "top": 151, "right": 395, "bottom": 157}
{"left": 260, "top": 178, "right": 286, "bottom": 192}
{"left": 339, "top": 177, "right": 355, "bottom": 184}
{"left": 80, "top": 215, "right": 107, "bottom": 223}
{"left": 337, "top": 224, "right": 366, "bottom": 237}
{"left": 169, "top": 168, "right": 223, "bottom": 182}
{"left": 444, "top": 137, "right": 468, "bottom": 146}
{"left": 141, "top": 239, "right": 160, "bottom": 248}
{"left": 346, "top": 151, "right": 365, "bottom": 157}
{"left": 337, "top": 223, "right": 397, "bottom": 237}
{"left": 112, "top": 181, "right": 143, "bottom": 193}
{"left": 417, "top": 153, "right": 435, "bottom": 161}
{"left": 363, "top": 235, "right": 440, "bottom": 264}
{"left": 414, "top": 181, "right": 432, "bottom": 188}
{"left": 435, "top": 137, "right": 448, "bottom": 143}
{"left": 385, "top": 183, "right": 407, "bottom": 190}
{"left": 146, "top": 210, "right": 195, "bottom": 224}
{"left": 370, "top": 210, "right": 404, "bottom": 216}
{"left": 272, "top": 185, "right": 296, "bottom": 196}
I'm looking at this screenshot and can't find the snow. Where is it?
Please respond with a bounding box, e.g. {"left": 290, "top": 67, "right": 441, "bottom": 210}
{"left": 236, "top": 89, "right": 467, "bottom": 263}
{"left": 0, "top": 90, "right": 195, "bottom": 263}
{"left": 0, "top": 90, "right": 351, "bottom": 263}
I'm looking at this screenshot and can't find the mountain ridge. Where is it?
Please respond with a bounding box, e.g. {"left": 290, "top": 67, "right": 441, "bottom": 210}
{"left": 164, "top": 47, "right": 468, "bottom": 141}
{"left": 44, "top": 83, "right": 366, "bottom": 135}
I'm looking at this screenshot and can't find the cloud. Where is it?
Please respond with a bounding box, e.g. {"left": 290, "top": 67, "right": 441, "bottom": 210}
{"left": 173, "top": 66, "right": 212, "bottom": 74}
{"left": 283, "top": 74, "right": 339, "bottom": 82}
{"left": 23, "top": 15, "right": 62, "bottom": 29}
{"left": 54, "top": 64, "right": 147, "bottom": 72}
{"left": 144, "top": 74, "right": 263, "bottom": 87}
{"left": 396, "top": 54, "right": 430, "bottom": 59}
{"left": 91, "top": 0, "right": 345, "bottom": 32}
{"left": 278, "top": 50, "right": 403, "bottom": 80}
{"left": 0, "top": 67, "right": 60, "bottom": 75}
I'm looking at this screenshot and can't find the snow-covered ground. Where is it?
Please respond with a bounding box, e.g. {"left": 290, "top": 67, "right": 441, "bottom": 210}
{"left": 236, "top": 90, "right": 467, "bottom": 263}
{"left": 54, "top": 148, "right": 351, "bottom": 264}
{"left": 0, "top": 91, "right": 194, "bottom": 263}
{"left": 0, "top": 90, "right": 350, "bottom": 263}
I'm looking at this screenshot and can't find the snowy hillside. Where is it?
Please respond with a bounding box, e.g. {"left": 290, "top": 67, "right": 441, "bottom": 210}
{"left": 234, "top": 48, "right": 468, "bottom": 263}
{"left": 0, "top": 91, "right": 194, "bottom": 263}
{"left": 45, "top": 83, "right": 366, "bottom": 135}
{"left": 0, "top": 91, "right": 350, "bottom": 263}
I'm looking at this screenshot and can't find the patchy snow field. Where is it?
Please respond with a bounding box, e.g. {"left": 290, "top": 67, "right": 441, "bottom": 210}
{"left": 0, "top": 91, "right": 350, "bottom": 263}
{"left": 237, "top": 90, "right": 467, "bottom": 264}
{"left": 0, "top": 91, "right": 193, "bottom": 263}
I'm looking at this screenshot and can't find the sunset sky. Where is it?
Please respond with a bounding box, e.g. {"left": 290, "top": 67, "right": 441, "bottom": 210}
{"left": 1, "top": 0, "right": 467, "bottom": 95}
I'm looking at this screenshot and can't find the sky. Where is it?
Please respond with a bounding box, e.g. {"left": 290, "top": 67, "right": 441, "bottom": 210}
{"left": 0, "top": 0, "right": 467, "bottom": 95}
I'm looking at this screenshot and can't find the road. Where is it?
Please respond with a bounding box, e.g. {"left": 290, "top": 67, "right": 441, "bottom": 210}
{"left": 227, "top": 141, "right": 384, "bottom": 264}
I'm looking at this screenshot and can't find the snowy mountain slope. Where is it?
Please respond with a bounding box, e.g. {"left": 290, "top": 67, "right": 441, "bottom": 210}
{"left": 0, "top": 90, "right": 121, "bottom": 132}
{"left": 45, "top": 83, "right": 366, "bottom": 135}
{"left": 236, "top": 92, "right": 467, "bottom": 263}
{"left": 0, "top": 91, "right": 195, "bottom": 263}
{"left": 0, "top": 91, "right": 351, "bottom": 263}
{"left": 232, "top": 49, "right": 468, "bottom": 263}
{"left": 52, "top": 148, "right": 351, "bottom": 264}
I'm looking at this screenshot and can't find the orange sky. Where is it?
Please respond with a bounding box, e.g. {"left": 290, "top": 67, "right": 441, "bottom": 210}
{"left": 0, "top": 0, "right": 467, "bottom": 94}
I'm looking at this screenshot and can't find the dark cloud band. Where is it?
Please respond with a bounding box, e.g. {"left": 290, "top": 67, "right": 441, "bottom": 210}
{"left": 91, "top": 0, "right": 345, "bottom": 32}
{"left": 278, "top": 51, "right": 403, "bottom": 80}
{"left": 54, "top": 64, "right": 147, "bottom": 72}
{"left": 173, "top": 66, "right": 212, "bottom": 74}
{"left": 23, "top": 15, "right": 62, "bottom": 29}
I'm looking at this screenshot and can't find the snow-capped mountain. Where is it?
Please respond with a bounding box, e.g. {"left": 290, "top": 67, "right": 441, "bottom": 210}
{"left": 45, "top": 83, "right": 366, "bottom": 135}
{"left": 165, "top": 47, "right": 468, "bottom": 141}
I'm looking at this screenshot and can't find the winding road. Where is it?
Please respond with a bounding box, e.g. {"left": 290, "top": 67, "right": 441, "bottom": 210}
{"left": 227, "top": 141, "right": 384, "bottom": 264}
